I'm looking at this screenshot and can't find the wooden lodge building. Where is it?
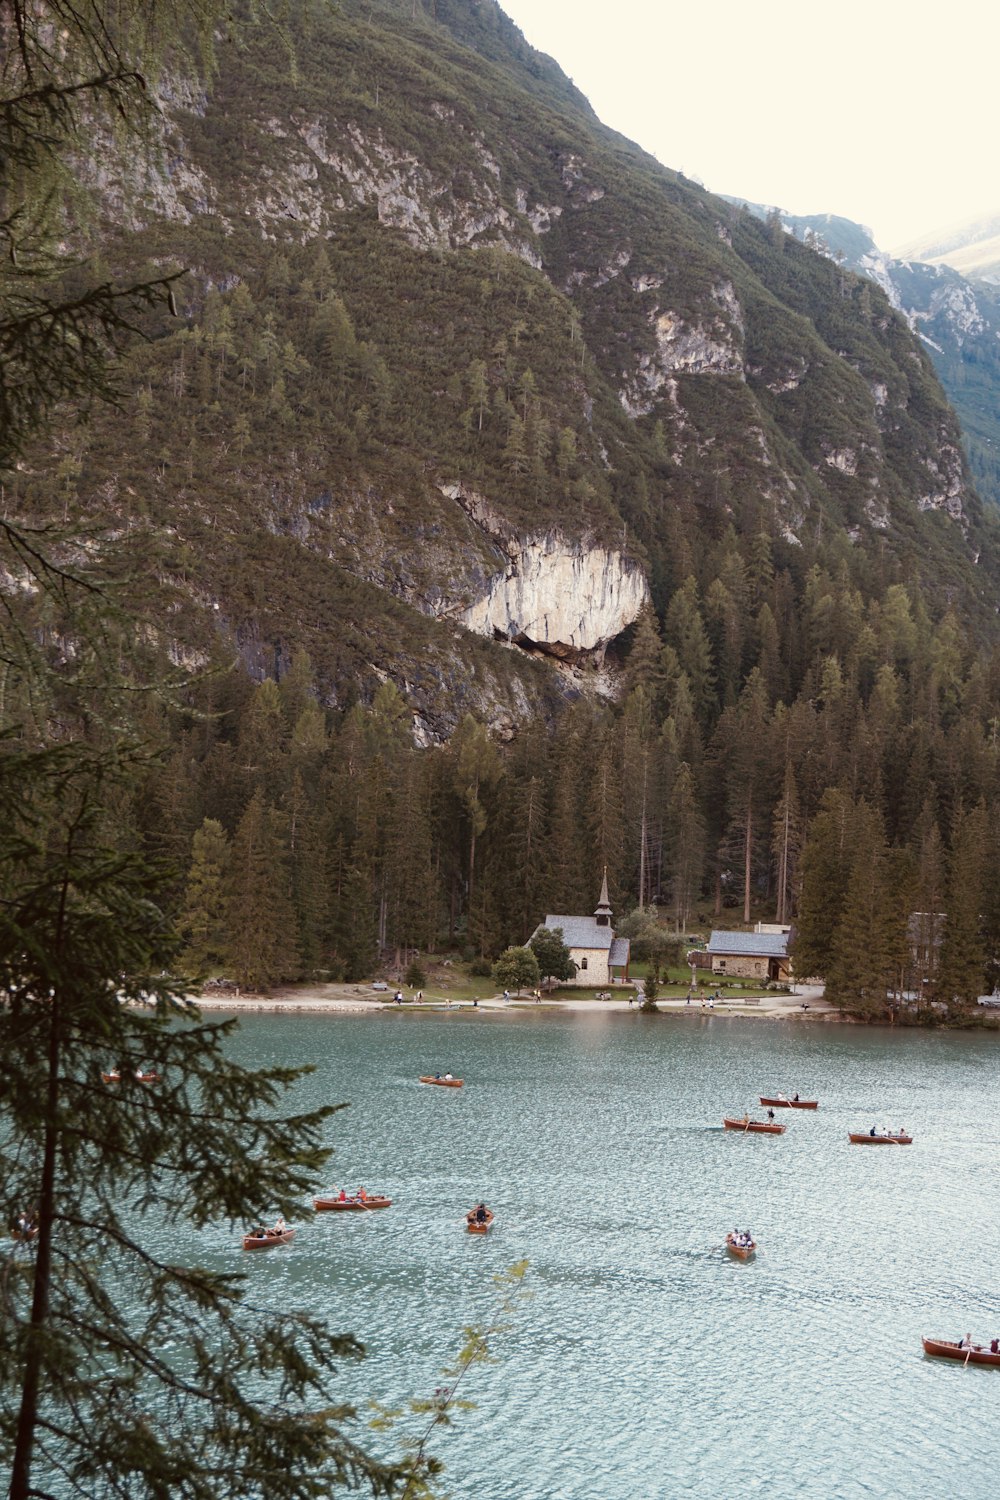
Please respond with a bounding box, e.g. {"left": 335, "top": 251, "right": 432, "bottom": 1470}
{"left": 534, "top": 873, "right": 631, "bottom": 986}
{"left": 699, "top": 924, "right": 793, "bottom": 983}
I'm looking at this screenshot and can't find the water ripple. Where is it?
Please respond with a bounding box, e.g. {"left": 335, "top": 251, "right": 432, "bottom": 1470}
{"left": 178, "top": 1014, "right": 1000, "bottom": 1498}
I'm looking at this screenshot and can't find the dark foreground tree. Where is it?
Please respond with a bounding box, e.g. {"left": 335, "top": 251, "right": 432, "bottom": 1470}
{"left": 0, "top": 747, "right": 431, "bottom": 1500}
{"left": 0, "top": 5, "right": 483, "bottom": 1494}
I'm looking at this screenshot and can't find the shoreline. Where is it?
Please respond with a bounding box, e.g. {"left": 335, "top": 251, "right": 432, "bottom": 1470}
{"left": 188, "top": 982, "right": 837, "bottom": 1022}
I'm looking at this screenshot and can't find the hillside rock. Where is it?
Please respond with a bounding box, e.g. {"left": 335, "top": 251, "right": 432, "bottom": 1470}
{"left": 459, "top": 534, "right": 648, "bottom": 659}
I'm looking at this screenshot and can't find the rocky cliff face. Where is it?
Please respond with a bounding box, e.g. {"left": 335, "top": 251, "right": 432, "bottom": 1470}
{"left": 67, "top": 0, "right": 999, "bottom": 735}
{"left": 431, "top": 483, "right": 647, "bottom": 659}
{"left": 459, "top": 534, "right": 648, "bottom": 659}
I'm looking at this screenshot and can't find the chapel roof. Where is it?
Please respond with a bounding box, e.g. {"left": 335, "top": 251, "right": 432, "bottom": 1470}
{"left": 543, "top": 914, "right": 614, "bottom": 951}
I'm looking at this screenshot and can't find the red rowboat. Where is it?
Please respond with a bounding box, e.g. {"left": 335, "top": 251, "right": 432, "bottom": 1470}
{"left": 313, "top": 1195, "right": 392, "bottom": 1211}
{"left": 726, "top": 1232, "right": 756, "bottom": 1260}
{"left": 759, "top": 1096, "right": 818, "bottom": 1109}
{"left": 723, "top": 1117, "right": 786, "bottom": 1135}
{"left": 466, "top": 1207, "right": 494, "bottom": 1234}
{"left": 922, "top": 1337, "right": 1000, "bottom": 1366}
{"left": 101, "top": 1071, "right": 120, "bottom": 1083}
{"left": 419, "top": 1075, "right": 463, "bottom": 1088}
{"left": 848, "top": 1132, "right": 912, "bottom": 1145}
{"left": 242, "top": 1226, "right": 296, "bottom": 1250}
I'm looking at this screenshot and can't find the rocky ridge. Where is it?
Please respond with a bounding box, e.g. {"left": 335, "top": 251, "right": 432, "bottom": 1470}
{"left": 64, "top": 0, "right": 1000, "bottom": 734}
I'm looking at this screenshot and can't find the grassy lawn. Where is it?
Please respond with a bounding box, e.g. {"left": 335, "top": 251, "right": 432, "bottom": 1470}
{"left": 355, "top": 955, "right": 785, "bottom": 1006}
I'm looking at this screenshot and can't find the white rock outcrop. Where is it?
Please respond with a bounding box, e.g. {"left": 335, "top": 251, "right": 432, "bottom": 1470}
{"left": 620, "top": 281, "right": 746, "bottom": 416}
{"left": 461, "top": 535, "right": 649, "bottom": 659}
{"left": 918, "top": 442, "right": 967, "bottom": 522}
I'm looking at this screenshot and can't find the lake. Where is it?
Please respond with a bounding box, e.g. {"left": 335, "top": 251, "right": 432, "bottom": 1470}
{"left": 196, "top": 1010, "right": 1000, "bottom": 1498}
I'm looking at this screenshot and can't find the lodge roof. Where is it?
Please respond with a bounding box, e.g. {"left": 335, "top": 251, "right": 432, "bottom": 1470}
{"left": 707, "top": 929, "right": 789, "bottom": 958}
{"left": 608, "top": 937, "right": 630, "bottom": 967}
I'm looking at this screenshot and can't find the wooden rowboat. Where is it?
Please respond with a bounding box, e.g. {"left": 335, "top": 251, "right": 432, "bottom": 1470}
{"left": 923, "top": 1337, "right": 1000, "bottom": 1366}
{"left": 101, "top": 1071, "right": 120, "bottom": 1084}
{"left": 723, "top": 1117, "right": 786, "bottom": 1135}
{"left": 726, "top": 1232, "right": 756, "bottom": 1260}
{"left": 466, "top": 1208, "right": 494, "bottom": 1234}
{"left": 313, "top": 1195, "right": 392, "bottom": 1211}
{"left": 135, "top": 1070, "right": 159, "bottom": 1083}
{"left": 419, "top": 1075, "right": 463, "bottom": 1088}
{"left": 759, "top": 1096, "right": 818, "bottom": 1109}
{"left": 12, "top": 1223, "right": 39, "bottom": 1243}
{"left": 243, "top": 1227, "right": 295, "bottom": 1250}
{"left": 848, "top": 1132, "right": 912, "bottom": 1145}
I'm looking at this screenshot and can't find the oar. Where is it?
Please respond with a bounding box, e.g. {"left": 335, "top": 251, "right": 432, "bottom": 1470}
{"left": 964, "top": 1334, "right": 975, "bottom": 1367}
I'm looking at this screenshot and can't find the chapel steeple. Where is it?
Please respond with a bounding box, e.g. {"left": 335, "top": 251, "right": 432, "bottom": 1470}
{"left": 594, "top": 867, "right": 612, "bottom": 927}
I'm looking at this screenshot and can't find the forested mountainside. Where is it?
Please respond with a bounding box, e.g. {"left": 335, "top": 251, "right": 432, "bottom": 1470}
{"left": 726, "top": 201, "right": 1000, "bottom": 512}
{"left": 20, "top": 0, "right": 999, "bottom": 729}
{"left": 10, "top": 0, "right": 1000, "bottom": 1016}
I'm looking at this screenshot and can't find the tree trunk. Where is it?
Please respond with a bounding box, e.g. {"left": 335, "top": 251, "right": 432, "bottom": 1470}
{"left": 776, "top": 798, "right": 790, "bottom": 924}
{"left": 743, "top": 792, "right": 753, "bottom": 925}
{"left": 9, "top": 995, "right": 60, "bottom": 1500}
{"left": 638, "top": 764, "right": 648, "bottom": 911}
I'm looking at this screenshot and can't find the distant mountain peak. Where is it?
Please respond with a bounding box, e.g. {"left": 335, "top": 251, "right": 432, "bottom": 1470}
{"left": 892, "top": 211, "right": 1000, "bottom": 284}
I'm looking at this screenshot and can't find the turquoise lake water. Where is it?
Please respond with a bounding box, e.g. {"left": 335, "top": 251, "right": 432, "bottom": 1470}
{"left": 188, "top": 1010, "right": 1000, "bottom": 1499}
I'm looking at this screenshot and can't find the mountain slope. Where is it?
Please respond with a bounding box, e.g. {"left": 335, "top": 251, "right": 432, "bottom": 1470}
{"left": 726, "top": 200, "right": 1000, "bottom": 512}
{"left": 24, "top": 0, "right": 1000, "bottom": 735}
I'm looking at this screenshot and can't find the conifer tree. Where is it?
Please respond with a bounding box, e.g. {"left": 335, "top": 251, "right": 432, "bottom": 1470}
{"left": 0, "top": 768, "right": 408, "bottom": 1498}
{"left": 179, "top": 817, "right": 232, "bottom": 973}
{"left": 771, "top": 762, "right": 801, "bottom": 925}
{"left": 792, "top": 789, "right": 855, "bottom": 981}
{"left": 619, "top": 686, "right": 656, "bottom": 908}
{"left": 715, "top": 670, "right": 772, "bottom": 924}
{"left": 825, "top": 800, "right": 893, "bottom": 1015}
{"left": 910, "top": 805, "right": 947, "bottom": 996}
{"left": 385, "top": 758, "right": 439, "bottom": 954}
{"left": 226, "top": 790, "right": 298, "bottom": 989}
{"left": 586, "top": 724, "right": 626, "bottom": 907}
{"left": 664, "top": 578, "right": 716, "bottom": 729}
{"left": 451, "top": 715, "right": 503, "bottom": 920}
{"left": 499, "top": 724, "right": 551, "bottom": 941}
{"left": 623, "top": 606, "right": 668, "bottom": 709}
{"left": 285, "top": 771, "right": 329, "bottom": 977}
{"left": 543, "top": 701, "right": 602, "bottom": 914}
{"left": 665, "top": 762, "right": 705, "bottom": 933}
{"left": 936, "top": 803, "right": 990, "bottom": 1009}
{"left": 237, "top": 678, "right": 289, "bottom": 800}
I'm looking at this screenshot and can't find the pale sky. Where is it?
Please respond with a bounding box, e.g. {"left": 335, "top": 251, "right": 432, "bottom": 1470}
{"left": 499, "top": 0, "right": 999, "bottom": 253}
